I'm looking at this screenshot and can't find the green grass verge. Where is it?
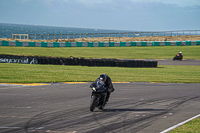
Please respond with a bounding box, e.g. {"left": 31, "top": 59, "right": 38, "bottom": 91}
{"left": 0, "top": 63, "right": 199, "bottom": 83}
{"left": 0, "top": 46, "right": 200, "bottom": 59}
{"left": 170, "top": 117, "right": 200, "bottom": 133}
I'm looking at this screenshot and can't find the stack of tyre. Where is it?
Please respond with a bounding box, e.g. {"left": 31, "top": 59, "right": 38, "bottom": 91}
{"left": 0, "top": 54, "right": 157, "bottom": 68}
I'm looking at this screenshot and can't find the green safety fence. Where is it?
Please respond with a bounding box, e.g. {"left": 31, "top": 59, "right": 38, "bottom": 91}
{"left": 1, "top": 41, "right": 200, "bottom": 47}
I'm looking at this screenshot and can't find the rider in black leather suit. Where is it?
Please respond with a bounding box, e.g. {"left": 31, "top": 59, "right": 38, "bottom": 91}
{"left": 90, "top": 74, "right": 115, "bottom": 103}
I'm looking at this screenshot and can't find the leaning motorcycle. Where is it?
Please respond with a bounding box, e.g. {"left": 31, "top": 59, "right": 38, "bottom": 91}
{"left": 90, "top": 81, "right": 107, "bottom": 112}
{"left": 173, "top": 54, "right": 183, "bottom": 61}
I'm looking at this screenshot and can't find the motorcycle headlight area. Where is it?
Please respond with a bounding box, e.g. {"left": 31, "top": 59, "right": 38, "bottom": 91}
{"left": 92, "top": 87, "right": 96, "bottom": 91}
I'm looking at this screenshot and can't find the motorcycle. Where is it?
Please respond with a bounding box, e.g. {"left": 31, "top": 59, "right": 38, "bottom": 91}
{"left": 90, "top": 80, "right": 107, "bottom": 112}
{"left": 173, "top": 54, "right": 183, "bottom": 61}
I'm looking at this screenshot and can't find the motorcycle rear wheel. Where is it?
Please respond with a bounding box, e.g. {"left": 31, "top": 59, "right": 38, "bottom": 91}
{"left": 90, "top": 95, "right": 98, "bottom": 112}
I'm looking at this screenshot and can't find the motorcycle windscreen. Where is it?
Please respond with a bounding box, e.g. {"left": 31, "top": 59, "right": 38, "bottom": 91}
{"left": 96, "top": 81, "right": 106, "bottom": 92}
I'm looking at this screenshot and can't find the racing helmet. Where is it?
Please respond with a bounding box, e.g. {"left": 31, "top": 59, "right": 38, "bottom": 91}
{"left": 99, "top": 74, "right": 107, "bottom": 82}
{"left": 179, "top": 51, "right": 182, "bottom": 54}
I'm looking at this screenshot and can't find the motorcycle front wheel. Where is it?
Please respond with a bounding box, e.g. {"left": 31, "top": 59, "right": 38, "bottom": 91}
{"left": 90, "top": 95, "right": 98, "bottom": 112}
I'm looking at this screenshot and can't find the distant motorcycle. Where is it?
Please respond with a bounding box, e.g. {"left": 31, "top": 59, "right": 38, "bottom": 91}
{"left": 90, "top": 80, "right": 107, "bottom": 112}
{"left": 173, "top": 54, "right": 183, "bottom": 61}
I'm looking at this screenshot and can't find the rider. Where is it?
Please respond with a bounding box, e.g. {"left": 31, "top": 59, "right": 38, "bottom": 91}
{"left": 177, "top": 51, "right": 183, "bottom": 59}
{"left": 90, "top": 74, "right": 115, "bottom": 103}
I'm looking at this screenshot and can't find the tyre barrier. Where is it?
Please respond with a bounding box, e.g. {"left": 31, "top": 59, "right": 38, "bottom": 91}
{"left": 0, "top": 54, "right": 157, "bottom": 68}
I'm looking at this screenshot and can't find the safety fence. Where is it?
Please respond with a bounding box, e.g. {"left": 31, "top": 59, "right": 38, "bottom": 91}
{"left": 12, "top": 30, "right": 200, "bottom": 40}
{"left": 0, "top": 40, "right": 200, "bottom": 47}
{"left": 0, "top": 54, "right": 157, "bottom": 68}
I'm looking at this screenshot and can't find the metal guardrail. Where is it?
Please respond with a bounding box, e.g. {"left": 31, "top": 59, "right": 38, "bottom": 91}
{"left": 12, "top": 30, "right": 200, "bottom": 40}
{"left": 12, "top": 34, "right": 29, "bottom": 39}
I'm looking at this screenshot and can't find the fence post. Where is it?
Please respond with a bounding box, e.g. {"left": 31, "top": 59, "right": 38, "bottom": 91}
{"left": 98, "top": 33, "right": 99, "bottom": 38}
{"left": 133, "top": 32, "right": 135, "bottom": 38}
{"left": 183, "top": 31, "right": 184, "bottom": 36}
{"left": 35, "top": 34, "right": 36, "bottom": 40}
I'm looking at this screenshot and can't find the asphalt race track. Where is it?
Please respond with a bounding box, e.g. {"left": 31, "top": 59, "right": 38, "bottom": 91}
{"left": 0, "top": 59, "right": 199, "bottom": 133}
{"left": 148, "top": 59, "right": 200, "bottom": 66}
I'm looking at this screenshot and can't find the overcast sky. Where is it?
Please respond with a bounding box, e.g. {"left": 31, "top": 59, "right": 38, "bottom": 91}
{"left": 0, "top": 0, "right": 200, "bottom": 31}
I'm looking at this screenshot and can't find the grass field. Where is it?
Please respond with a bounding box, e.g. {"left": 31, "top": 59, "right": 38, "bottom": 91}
{"left": 0, "top": 46, "right": 200, "bottom": 83}
{"left": 0, "top": 63, "right": 200, "bottom": 83}
{"left": 0, "top": 46, "right": 200, "bottom": 59}
{"left": 170, "top": 117, "right": 200, "bottom": 133}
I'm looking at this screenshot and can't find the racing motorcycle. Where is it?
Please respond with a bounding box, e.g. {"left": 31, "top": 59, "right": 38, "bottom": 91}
{"left": 90, "top": 80, "right": 107, "bottom": 112}
{"left": 173, "top": 54, "right": 183, "bottom": 61}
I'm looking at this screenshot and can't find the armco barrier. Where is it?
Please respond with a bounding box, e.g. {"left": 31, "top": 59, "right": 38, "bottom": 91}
{"left": 0, "top": 40, "right": 200, "bottom": 47}
{"left": 0, "top": 54, "right": 157, "bottom": 68}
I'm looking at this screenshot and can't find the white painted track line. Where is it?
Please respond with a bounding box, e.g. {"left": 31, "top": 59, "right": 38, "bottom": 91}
{"left": 160, "top": 114, "right": 200, "bottom": 133}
